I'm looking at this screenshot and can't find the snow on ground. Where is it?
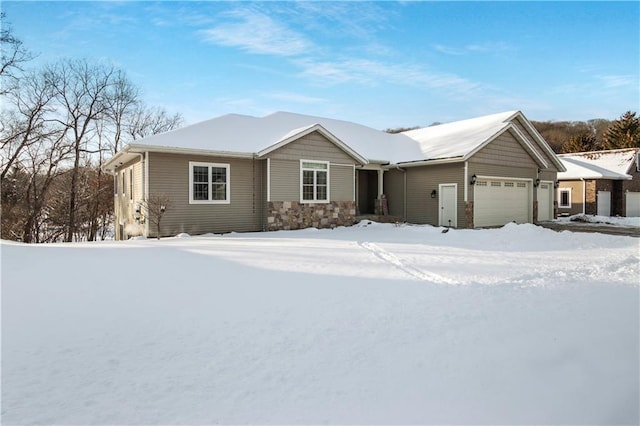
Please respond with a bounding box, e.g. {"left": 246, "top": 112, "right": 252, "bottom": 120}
{"left": 2, "top": 222, "right": 639, "bottom": 425}
{"left": 557, "top": 213, "right": 640, "bottom": 227}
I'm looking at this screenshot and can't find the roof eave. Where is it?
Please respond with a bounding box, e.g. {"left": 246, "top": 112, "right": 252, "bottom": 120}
{"left": 128, "top": 144, "right": 255, "bottom": 159}
{"left": 258, "top": 124, "right": 368, "bottom": 165}
{"left": 387, "top": 156, "right": 465, "bottom": 169}
{"left": 513, "top": 111, "right": 567, "bottom": 172}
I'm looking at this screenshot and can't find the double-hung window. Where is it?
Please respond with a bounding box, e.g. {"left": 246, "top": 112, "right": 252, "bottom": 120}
{"left": 301, "top": 160, "right": 329, "bottom": 203}
{"left": 189, "top": 162, "right": 230, "bottom": 204}
{"left": 558, "top": 188, "right": 571, "bottom": 208}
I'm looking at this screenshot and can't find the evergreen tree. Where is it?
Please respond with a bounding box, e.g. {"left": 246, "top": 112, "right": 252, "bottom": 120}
{"left": 602, "top": 111, "right": 640, "bottom": 149}
{"left": 561, "top": 132, "right": 598, "bottom": 153}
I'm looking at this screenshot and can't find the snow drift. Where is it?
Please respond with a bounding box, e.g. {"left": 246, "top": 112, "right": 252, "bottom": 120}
{"left": 2, "top": 222, "right": 638, "bottom": 424}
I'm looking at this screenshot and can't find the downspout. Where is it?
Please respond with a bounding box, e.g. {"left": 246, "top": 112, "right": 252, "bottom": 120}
{"left": 581, "top": 178, "right": 586, "bottom": 214}
{"left": 463, "top": 161, "right": 468, "bottom": 203}
{"left": 396, "top": 165, "right": 407, "bottom": 222}
{"left": 135, "top": 152, "right": 149, "bottom": 237}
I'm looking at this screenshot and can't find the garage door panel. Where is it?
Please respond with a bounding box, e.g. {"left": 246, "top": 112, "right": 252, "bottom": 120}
{"left": 474, "top": 179, "right": 530, "bottom": 227}
{"left": 626, "top": 192, "right": 640, "bottom": 217}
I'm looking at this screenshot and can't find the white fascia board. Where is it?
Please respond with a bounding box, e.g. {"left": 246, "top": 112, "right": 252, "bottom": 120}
{"left": 103, "top": 147, "right": 138, "bottom": 173}
{"left": 386, "top": 156, "right": 465, "bottom": 169}
{"left": 103, "top": 148, "right": 128, "bottom": 172}
{"left": 127, "top": 144, "right": 255, "bottom": 159}
{"left": 258, "top": 124, "right": 369, "bottom": 165}
{"left": 513, "top": 111, "right": 567, "bottom": 172}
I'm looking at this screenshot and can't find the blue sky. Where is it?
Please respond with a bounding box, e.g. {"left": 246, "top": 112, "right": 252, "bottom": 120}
{"left": 3, "top": 1, "right": 638, "bottom": 129}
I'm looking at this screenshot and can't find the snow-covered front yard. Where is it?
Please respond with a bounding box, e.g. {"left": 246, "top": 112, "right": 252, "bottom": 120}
{"left": 2, "top": 222, "right": 639, "bottom": 424}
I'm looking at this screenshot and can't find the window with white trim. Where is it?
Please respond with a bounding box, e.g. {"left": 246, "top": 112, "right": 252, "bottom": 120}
{"left": 559, "top": 188, "right": 571, "bottom": 208}
{"left": 301, "top": 160, "right": 329, "bottom": 203}
{"left": 189, "top": 162, "right": 230, "bottom": 204}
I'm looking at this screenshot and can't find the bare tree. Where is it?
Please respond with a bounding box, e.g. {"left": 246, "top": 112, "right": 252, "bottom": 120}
{"left": 126, "top": 104, "right": 183, "bottom": 142}
{"left": 107, "top": 71, "right": 139, "bottom": 152}
{"left": 14, "top": 130, "right": 72, "bottom": 243}
{"left": 1, "top": 70, "right": 57, "bottom": 180}
{"left": 44, "top": 59, "right": 138, "bottom": 241}
{"left": 141, "top": 194, "right": 171, "bottom": 240}
{"left": 0, "top": 12, "right": 33, "bottom": 94}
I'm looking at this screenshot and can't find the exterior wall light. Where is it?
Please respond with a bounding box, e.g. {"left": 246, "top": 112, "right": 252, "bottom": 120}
{"left": 534, "top": 178, "right": 540, "bottom": 187}
{"left": 554, "top": 180, "right": 560, "bottom": 188}
{"left": 470, "top": 174, "right": 477, "bottom": 185}
{"left": 134, "top": 205, "right": 141, "bottom": 221}
{"left": 431, "top": 189, "right": 437, "bottom": 198}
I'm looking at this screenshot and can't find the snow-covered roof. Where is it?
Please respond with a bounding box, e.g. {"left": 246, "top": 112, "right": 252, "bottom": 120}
{"left": 402, "top": 111, "right": 518, "bottom": 161}
{"left": 106, "top": 110, "right": 564, "bottom": 172}
{"left": 121, "top": 111, "right": 423, "bottom": 165}
{"left": 558, "top": 156, "right": 633, "bottom": 180}
{"left": 558, "top": 148, "right": 639, "bottom": 179}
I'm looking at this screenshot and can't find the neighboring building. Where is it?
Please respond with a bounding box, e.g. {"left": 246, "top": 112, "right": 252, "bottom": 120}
{"left": 103, "top": 110, "right": 566, "bottom": 239}
{"left": 557, "top": 148, "right": 640, "bottom": 217}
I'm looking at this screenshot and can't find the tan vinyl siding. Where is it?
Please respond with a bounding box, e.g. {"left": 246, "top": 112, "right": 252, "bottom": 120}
{"left": 330, "top": 164, "right": 354, "bottom": 201}
{"left": 147, "top": 152, "right": 263, "bottom": 236}
{"left": 269, "top": 159, "right": 299, "bottom": 202}
{"left": 512, "top": 117, "right": 559, "bottom": 172}
{"left": 405, "top": 163, "right": 465, "bottom": 226}
{"left": 114, "top": 156, "right": 144, "bottom": 239}
{"left": 267, "top": 131, "right": 356, "bottom": 163}
{"left": 558, "top": 180, "right": 584, "bottom": 215}
{"left": 473, "top": 129, "right": 538, "bottom": 168}
{"left": 133, "top": 160, "right": 143, "bottom": 203}
{"left": 469, "top": 162, "right": 537, "bottom": 180}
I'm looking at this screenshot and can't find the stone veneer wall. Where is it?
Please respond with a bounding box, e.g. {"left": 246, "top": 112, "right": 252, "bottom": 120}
{"left": 267, "top": 201, "right": 357, "bottom": 231}
{"left": 465, "top": 201, "right": 474, "bottom": 229}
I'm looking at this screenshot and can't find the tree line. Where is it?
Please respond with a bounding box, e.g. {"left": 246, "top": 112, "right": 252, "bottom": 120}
{"left": 386, "top": 112, "right": 640, "bottom": 154}
{"left": 531, "top": 112, "right": 640, "bottom": 154}
{"left": 1, "top": 13, "right": 183, "bottom": 243}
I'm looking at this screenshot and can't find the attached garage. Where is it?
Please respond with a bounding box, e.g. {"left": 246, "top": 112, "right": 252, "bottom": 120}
{"left": 474, "top": 178, "right": 531, "bottom": 227}
{"left": 396, "top": 111, "right": 565, "bottom": 228}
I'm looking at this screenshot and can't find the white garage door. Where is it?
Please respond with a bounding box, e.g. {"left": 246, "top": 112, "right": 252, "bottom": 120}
{"left": 537, "top": 182, "right": 553, "bottom": 222}
{"left": 626, "top": 192, "right": 640, "bottom": 217}
{"left": 474, "top": 179, "right": 530, "bottom": 227}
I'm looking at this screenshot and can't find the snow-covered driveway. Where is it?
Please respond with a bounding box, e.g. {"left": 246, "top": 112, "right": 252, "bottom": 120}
{"left": 2, "top": 222, "right": 638, "bottom": 424}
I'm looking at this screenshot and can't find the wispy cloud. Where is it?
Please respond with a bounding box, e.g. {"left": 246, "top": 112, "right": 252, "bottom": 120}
{"left": 295, "top": 58, "right": 482, "bottom": 95}
{"left": 199, "top": 9, "right": 311, "bottom": 56}
{"left": 596, "top": 74, "right": 637, "bottom": 88}
{"left": 198, "top": 5, "right": 486, "bottom": 99}
{"left": 434, "top": 42, "right": 512, "bottom": 56}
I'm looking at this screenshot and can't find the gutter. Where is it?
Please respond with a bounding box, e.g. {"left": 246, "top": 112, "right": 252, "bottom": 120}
{"left": 385, "top": 156, "right": 466, "bottom": 169}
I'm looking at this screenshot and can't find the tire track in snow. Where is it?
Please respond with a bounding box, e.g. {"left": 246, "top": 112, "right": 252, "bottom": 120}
{"left": 358, "top": 241, "right": 458, "bottom": 284}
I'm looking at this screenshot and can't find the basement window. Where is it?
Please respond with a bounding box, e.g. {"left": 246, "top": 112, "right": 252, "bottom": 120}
{"left": 189, "top": 162, "right": 230, "bottom": 204}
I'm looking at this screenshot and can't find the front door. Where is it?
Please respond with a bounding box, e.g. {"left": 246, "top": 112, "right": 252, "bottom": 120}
{"left": 439, "top": 184, "right": 457, "bottom": 227}
{"left": 597, "top": 191, "right": 611, "bottom": 216}
{"left": 537, "top": 182, "right": 552, "bottom": 221}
